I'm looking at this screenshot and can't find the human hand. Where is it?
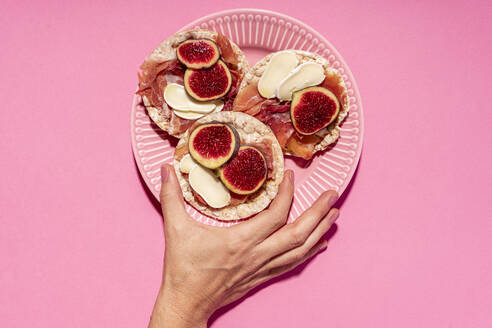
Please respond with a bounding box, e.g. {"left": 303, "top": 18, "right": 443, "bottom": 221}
{"left": 148, "top": 164, "right": 339, "bottom": 328}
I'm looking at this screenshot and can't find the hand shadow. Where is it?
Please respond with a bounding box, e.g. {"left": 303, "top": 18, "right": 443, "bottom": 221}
{"left": 133, "top": 116, "right": 178, "bottom": 216}
{"left": 334, "top": 153, "right": 362, "bottom": 209}
{"left": 208, "top": 154, "right": 362, "bottom": 326}
{"left": 208, "top": 223, "right": 339, "bottom": 327}
{"left": 134, "top": 159, "right": 162, "bottom": 216}
{"left": 133, "top": 144, "right": 362, "bottom": 327}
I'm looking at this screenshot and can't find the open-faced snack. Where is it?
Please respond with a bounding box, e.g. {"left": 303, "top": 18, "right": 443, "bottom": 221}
{"left": 173, "top": 111, "right": 284, "bottom": 221}
{"left": 137, "top": 30, "right": 249, "bottom": 137}
{"left": 233, "top": 50, "right": 349, "bottom": 160}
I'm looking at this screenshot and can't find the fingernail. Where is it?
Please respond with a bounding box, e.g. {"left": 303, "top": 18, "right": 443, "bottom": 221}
{"left": 329, "top": 209, "right": 339, "bottom": 223}
{"left": 319, "top": 240, "right": 328, "bottom": 251}
{"left": 326, "top": 191, "right": 338, "bottom": 205}
{"left": 161, "top": 165, "right": 169, "bottom": 182}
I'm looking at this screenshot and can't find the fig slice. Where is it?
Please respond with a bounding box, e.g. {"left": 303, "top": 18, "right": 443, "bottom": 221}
{"left": 188, "top": 165, "right": 231, "bottom": 208}
{"left": 177, "top": 39, "right": 220, "bottom": 69}
{"left": 290, "top": 86, "right": 340, "bottom": 135}
{"left": 184, "top": 60, "right": 232, "bottom": 101}
{"left": 188, "top": 122, "right": 240, "bottom": 169}
{"left": 219, "top": 146, "right": 267, "bottom": 195}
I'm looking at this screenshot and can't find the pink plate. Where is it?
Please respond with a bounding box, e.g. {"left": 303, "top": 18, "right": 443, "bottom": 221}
{"left": 131, "top": 9, "right": 364, "bottom": 226}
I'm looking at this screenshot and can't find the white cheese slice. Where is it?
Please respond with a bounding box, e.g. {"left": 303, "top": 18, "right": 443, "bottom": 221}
{"left": 164, "top": 83, "right": 217, "bottom": 113}
{"left": 179, "top": 154, "right": 197, "bottom": 174}
{"left": 188, "top": 165, "right": 231, "bottom": 208}
{"left": 257, "top": 51, "right": 298, "bottom": 99}
{"left": 173, "top": 100, "right": 224, "bottom": 120}
{"left": 276, "top": 62, "right": 325, "bottom": 101}
{"left": 173, "top": 99, "right": 224, "bottom": 120}
{"left": 173, "top": 110, "right": 205, "bottom": 120}
{"left": 213, "top": 101, "right": 224, "bottom": 112}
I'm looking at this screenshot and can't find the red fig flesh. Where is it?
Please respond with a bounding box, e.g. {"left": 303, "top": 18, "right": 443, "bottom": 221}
{"left": 188, "top": 123, "right": 239, "bottom": 169}
{"left": 184, "top": 60, "right": 232, "bottom": 101}
{"left": 219, "top": 146, "right": 267, "bottom": 195}
{"left": 290, "top": 86, "right": 340, "bottom": 135}
{"left": 177, "top": 39, "right": 220, "bottom": 69}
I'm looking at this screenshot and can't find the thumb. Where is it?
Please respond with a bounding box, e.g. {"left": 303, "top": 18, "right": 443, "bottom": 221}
{"left": 159, "top": 164, "right": 187, "bottom": 222}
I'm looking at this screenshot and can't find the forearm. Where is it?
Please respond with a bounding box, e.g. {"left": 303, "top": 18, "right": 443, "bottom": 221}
{"left": 148, "top": 285, "right": 208, "bottom": 328}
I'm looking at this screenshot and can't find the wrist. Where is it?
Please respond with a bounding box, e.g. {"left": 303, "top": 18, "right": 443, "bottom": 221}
{"left": 149, "top": 284, "right": 209, "bottom": 328}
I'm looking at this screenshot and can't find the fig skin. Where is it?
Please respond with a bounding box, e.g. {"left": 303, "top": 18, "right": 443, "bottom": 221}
{"left": 177, "top": 39, "right": 220, "bottom": 69}
{"left": 188, "top": 123, "right": 239, "bottom": 169}
{"left": 290, "top": 86, "right": 340, "bottom": 135}
{"left": 184, "top": 60, "right": 232, "bottom": 101}
{"left": 219, "top": 146, "right": 267, "bottom": 195}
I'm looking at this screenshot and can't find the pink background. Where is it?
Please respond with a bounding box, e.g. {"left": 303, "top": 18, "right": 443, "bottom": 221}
{"left": 1, "top": 1, "right": 491, "bottom": 327}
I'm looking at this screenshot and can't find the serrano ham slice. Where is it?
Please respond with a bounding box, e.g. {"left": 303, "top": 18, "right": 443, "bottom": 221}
{"left": 138, "top": 60, "right": 174, "bottom": 89}
{"left": 249, "top": 139, "right": 275, "bottom": 177}
{"left": 320, "top": 72, "right": 346, "bottom": 108}
{"left": 215, "top": 34, "right": 239, "bottom": 66}
{"left": 192, "top": 189, "right": 208, "bottom": 206}
{"left": 170, "top": 112, "right": 194, "bottom": 135}
{"left": 254, "top": 111, "right": 294, "bottom": 149}
{"left": 233, "top": 71, "right": 345, "bottom": 159}
{"left": 174, "top": 142, "right": 189, "bottom": 161}
{"left": 230, "top": 193, "right": 248, "bottom": 206}
{"left": 265, "top": 119, "right": 294, "bottom": 149}
{"left": 263, "top": 103, "right": 290, "bottom": 113}
{"left": 222, "top": 68, "right": 240, "bottom": 111}
{"left": 233, "top": 81, "right": 294, "bottom": 147}
{"left": 137, "top": 59, "right": 185, "bottom": 108}
{"left": 233, "top": 81, "right": 264, "bottom": 113}
{"left": 286, "top": 134, "right": 322, "bottom": 160}
{"left": 138, "top": 38, "right": 242, "bottom": 132}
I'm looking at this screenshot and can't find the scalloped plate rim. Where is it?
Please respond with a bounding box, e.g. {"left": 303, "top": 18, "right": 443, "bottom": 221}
{"left": 131, "top": 8, "right": 364, "bottom": 224}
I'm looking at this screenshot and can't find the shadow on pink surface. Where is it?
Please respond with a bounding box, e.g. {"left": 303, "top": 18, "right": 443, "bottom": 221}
{"left": 209, "top": 224, "right": 338, "bottom": 326}
{"left": 132, "top": 114, "right": 361, "bottom": 320}
{"left": 135, "top": 159, "right": 163, "bottom": 214}
{"left": 133, "top": 151, "right": 360, "bottom": 325}
{"left": 208, "top": 161, "right": 359, "bottom": 325}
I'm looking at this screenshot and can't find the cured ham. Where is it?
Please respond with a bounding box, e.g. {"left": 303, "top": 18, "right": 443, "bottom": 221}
{"left": 286, "top": 134, "right": 322, "bottom": 160}
{"left": 187, "top": 121, "right": 203, "bottom": 135}
{"left": 263, "top": 103, "right": 290, "bottom": 113}
{"left": 138, "top": 60, "right": 174, "bottom": 89}
{"left": 170, "top": 112, "right": 194, "bottom": 135}
{"left": 222, "top": 68, "right": 240, "bottom": 111}
{"left": 182, "top": 137, "right": 276, "bottom": 208}
{"left": 235, "top": 85, "right": 295, "bottom": 147}
{"left": 320, "top": 71, "right": 346, "bottom": 107}
{"left": 174, "top": 141, "right": 189, "bottom": 161}
{"left": 137, "top": 59, "right": 184, "bottom": 108}
{"left": 192, "top": 189, "right": 208, "bottom": 206}
{"left": 214, "top": 34, "right": 238, "bottom": 66}
{"left": 250, "top": 139, "right": 275, "bottom": 177}
{"left": 233, "top": 81, "right": 264, "bottom": 113}
{"left": 137, "top": 36, "right": 242, "bottom": 133}
{"left": 254, "top": 110, "right": 294, "bottom": 148}
{"left": 230, "top": 193, "right": 248, "bottom": 206}
{"left": 233, "top": 71, "right": 345, "bottom": 159}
